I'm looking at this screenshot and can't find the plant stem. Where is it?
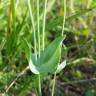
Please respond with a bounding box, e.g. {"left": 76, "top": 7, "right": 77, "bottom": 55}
{"left": 35, "top": 0, "right": 56, "bottom": 27}
{"left": 5, "top": 66, "right": 29, "bottom": 93}
{"left": 28, "top": 0, "right": 37, "bottom": 60}
{"left": 52, "top": 0, "right": 66, "bottom": 96}
{"left": 37, "top": 0, "right": 42, "bottom": 96}
{"left": 51, "top": 73, "right": 56, "bottom": 96}
{"left": 42, "top": 0, "right": 47, "bottom": 51}
{"left": 38, "top": 75, "right": 42, "bottom": 96}
{"left": 62, "top": 0, "right": 66, "bottom": 36}
{"left": 37, "top": 0, "right": 40, "bottom": 57}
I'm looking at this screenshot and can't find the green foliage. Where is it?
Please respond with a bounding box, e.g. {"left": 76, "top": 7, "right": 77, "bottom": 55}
{"left": 0, "top": 0, "right": 96, "bottom": 96}
{"left": 29, "top": 36, "right": 65, "bottom": 74}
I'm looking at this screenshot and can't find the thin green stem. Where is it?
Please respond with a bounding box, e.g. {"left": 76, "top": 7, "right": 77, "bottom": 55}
{"left": 37, "top": 0, "right": 42, "bottom": 96}
{"left": 27, "top": 0, "right": 37, "bottom": 60}
{"left": 52, "top": 0, "right": 66, "bottom": 96}
{"left": 38, "top": 75, "right": 42, "bottom": 96}
{"left": 37, "top": 0, "right": 40, "bottom": 57}
{"left": 42, "top": 0, "right": 47, "bottom": 51}
{"left": 35, "top": 0, "right": 56, "bottom": 27}
{"left": 62, "top": 0, "right": 66, "bottom": 36}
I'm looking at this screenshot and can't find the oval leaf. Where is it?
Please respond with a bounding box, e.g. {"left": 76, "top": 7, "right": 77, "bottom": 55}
{"left": 29, "top": 36, "right": 65, "bottom": 74}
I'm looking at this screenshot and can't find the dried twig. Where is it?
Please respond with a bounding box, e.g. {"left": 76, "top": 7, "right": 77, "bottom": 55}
{"left": 57, "top": 77, "right": 96, "bottom": 86}
{"left": 5, "top": 66, "right": 29, "bottom": 93}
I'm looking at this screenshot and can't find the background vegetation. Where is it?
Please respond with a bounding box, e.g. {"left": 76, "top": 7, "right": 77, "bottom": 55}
{"left": 0, "top": 0, "right": 96, "bottom": 96}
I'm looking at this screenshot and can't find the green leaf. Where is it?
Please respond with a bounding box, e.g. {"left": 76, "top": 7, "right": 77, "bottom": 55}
{"left": 29, "top": 36, "right": 65, "bottom": 74}
{"left": 56, "top": 60, "right": 66, "bottom": 73}
{"left": 21, "top": 38, "right": 31, "bottom": 61}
